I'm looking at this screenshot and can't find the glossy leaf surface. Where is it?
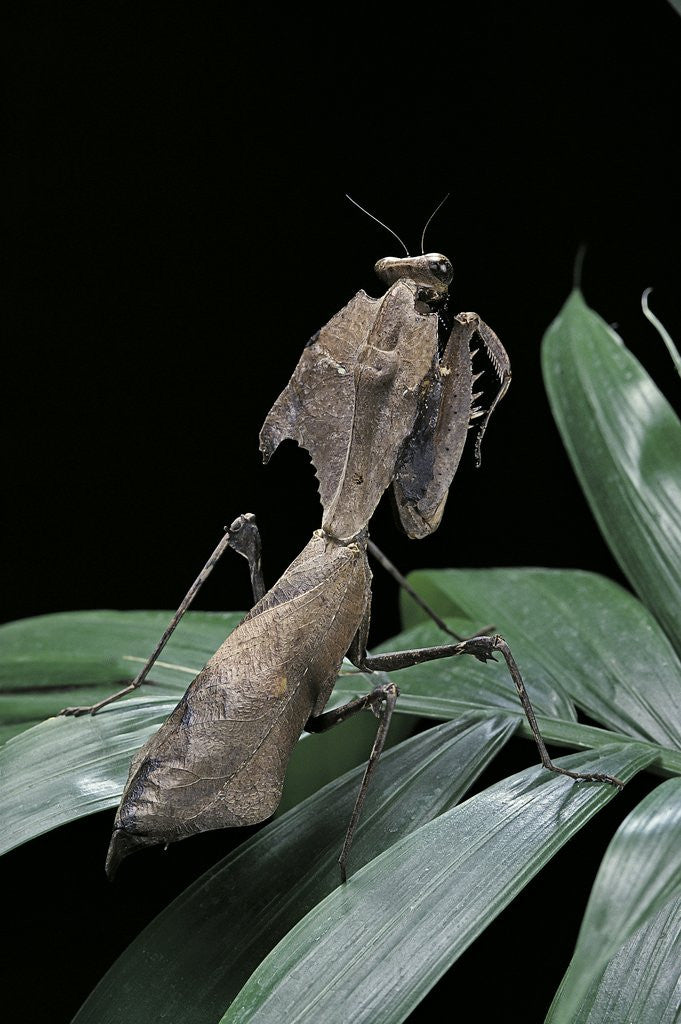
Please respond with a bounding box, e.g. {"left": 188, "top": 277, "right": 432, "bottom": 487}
{"left": 400, "top": 567, "right": 681, "bottom": 748}
{"left": 74, "top": 713, "right": 516, "bottom": 1023}
{"left": 547, "top": 777, "right": 681, "bottom": 1023}
{"left": 223, "top": 747, "right": 653, "bottom": 1024}
{"left": 542, "top": 291, "right": 681, "bottom": 654}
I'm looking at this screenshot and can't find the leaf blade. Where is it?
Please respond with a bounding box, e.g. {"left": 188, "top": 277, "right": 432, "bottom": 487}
{"left": 399, "top": 567, "right": 681, "bottom": 748}
{"left": 542, "top": 290, "right": 681, "bottom": 652}
{"left": 222, "top": 746, "right": 654, "bottom": 1024}
{"left": 0, "top": 610, "right": 243, "bottom": 736}
{"left": 548, "top": 895, "right": 681, "bottom": 1024}
{"left": 642, "top": 289, "right": 681, "bottom": 379}
{"left": 73, "top": 712, "right": 516, "bottom": 1024}
{"left": 0, "top": 696, "right": 177, "bottom": 853}
{"left": 547, "top": 776, "right": 681, "bottom": 1023}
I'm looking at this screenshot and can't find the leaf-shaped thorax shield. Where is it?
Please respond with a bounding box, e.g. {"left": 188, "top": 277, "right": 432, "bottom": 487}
{"left": 260, "top": 253, "right": 473, "bottom": 540}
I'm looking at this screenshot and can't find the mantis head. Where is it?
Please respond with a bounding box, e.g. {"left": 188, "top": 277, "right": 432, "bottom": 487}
{"left": 374, "top": 253, "right": 453, "bottom": 306}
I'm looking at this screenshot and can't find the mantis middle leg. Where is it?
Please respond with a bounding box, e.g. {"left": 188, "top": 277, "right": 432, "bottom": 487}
{"left": 60, "top": 513, "right": 265, "bottom": 716}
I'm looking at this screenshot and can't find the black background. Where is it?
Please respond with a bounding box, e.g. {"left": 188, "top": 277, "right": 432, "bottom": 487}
{"left": 4, "top": 2, "right": 680, "bottom": 1021}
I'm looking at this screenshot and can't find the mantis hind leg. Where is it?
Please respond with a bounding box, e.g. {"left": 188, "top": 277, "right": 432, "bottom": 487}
{"left": 60, "top": 513, "right": 266, "bottom": 717}
{"left": 305, "top": 679, "right": 399, "bottom": 882}
{"left": 358, "top": 634, "right": 624, "bottom": 789}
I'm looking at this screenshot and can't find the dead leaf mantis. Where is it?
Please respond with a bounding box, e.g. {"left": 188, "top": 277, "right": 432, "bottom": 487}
{"left": 62, "top": 202, "right": 623, "bottom": 879}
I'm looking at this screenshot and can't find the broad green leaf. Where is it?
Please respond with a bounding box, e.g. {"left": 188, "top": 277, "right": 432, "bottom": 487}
{"left": 0, "top": 610, "right": 243, "bottom": 736}
{"left": 223, "top": 746, "right": 653, "bottom": 1024}
{"left": 547, "top": 777, "right": 681, "bottom": 1023}
{"left": 0, "top": 681, "right": 397, "bottom": 856}
{"left": 336, "top": 679, "right": 681, "bottom": 777}
{"left": 508, "top": 716, "right": 681, "bottom": 777}
{"left": 542, "top": 290, "right": 681, "bottom": 654}
{"left": 0, "top": 696, "right": 177, "bottom": 854}
{"left": 400, "top": 568, "right": 681, "bottom": 749}
{"left": 547, "top": 894, "right": 681, "bottom": 1023}
{"left": 74, "top": 712, "right": 516, "bottom": 1024}
{"left": 4, "top": 598, "right": 680, "bottom": 858}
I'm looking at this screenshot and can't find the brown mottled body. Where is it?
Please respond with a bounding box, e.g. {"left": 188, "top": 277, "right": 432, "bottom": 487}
{"left": 261, "top": 262, "right": 510, "bottom": 543}
{"left": 261, "top": 281, "right": 440, "bottom": 540}
{"left": 107, "top": 533, "right": 370, "bottom": 874}
{"left": 98, "top": 247, "right": 536, "bottom": 878}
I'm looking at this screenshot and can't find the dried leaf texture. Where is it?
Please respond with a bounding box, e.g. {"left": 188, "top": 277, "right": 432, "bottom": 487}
{"left": 106, "top": 533, "right": 370, "bottom": 871}
{"left": 260, "top": 282, "right": 439, "bottom": 539}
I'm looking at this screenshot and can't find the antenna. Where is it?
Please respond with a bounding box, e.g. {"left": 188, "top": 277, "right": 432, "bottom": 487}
{"left": 420, "top": 193, "right": 450, "bottom": 253}
{"left": 345, "top": 194, "right": 409, "bottom": 256}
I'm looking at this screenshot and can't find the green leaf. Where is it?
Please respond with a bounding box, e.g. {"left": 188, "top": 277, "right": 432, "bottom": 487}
{"left": 0, "top": 610, "right": 243, "bottom": 736}
{"left": 222, "top": 746, "right": 653, "bottom": 1024}
{"left": 547, "top": 895, "right": 681, "bottom": 1023}
{"left": 546, "top": 776, "right": 681, "bottom": 1023}
{"left": 0, "top": 696, "right": 177, "bottom": 854}
{"left": 4, "top": 586, "right": 680, "bottom": 858}
{"left": 73, "top": 712, "right": 516, "bottom": 1024}
{"left": 0, "top": 682, "right": 400, "bottom": 857}
{"left": 542, "top": 290, "right": 681, "bottom": 654}
{"left": 400, "top": 567, "right": 681, "bottom": 749}
{"left": 642, "top": 289, "right": 681, "bottom": 379}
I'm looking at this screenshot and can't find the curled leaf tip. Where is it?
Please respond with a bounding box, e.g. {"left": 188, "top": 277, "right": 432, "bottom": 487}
{"left": 641, "top": 288, "right": 681, "bottom": 378}
{"left": 572, "top": 243, "right": 588, "bottom": 292}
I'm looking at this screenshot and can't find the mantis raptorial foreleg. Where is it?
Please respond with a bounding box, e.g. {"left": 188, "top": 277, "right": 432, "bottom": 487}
{"left": 60, "top": 513, "right": 266, "bottom": 717}
{"left": 226, "top": 513, "right": 266, "bottom": 603}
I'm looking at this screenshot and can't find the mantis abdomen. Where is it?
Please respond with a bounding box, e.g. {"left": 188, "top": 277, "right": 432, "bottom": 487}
{"left": 106, "top": 532, "right": 370, "bottom": 874}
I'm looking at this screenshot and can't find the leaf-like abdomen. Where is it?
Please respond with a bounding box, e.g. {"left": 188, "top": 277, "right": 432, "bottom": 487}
{"left": 108, "top": 534, "right": 370, "bottom": 862}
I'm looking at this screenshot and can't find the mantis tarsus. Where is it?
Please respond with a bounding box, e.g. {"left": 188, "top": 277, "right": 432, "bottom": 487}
{"left": 62, "top": 234, "right": 623, "bottom": 880}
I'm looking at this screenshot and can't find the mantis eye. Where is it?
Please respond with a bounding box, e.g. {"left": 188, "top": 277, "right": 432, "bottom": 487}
{"left": 427, "top": 255, "right": 453, "bottom": 284}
